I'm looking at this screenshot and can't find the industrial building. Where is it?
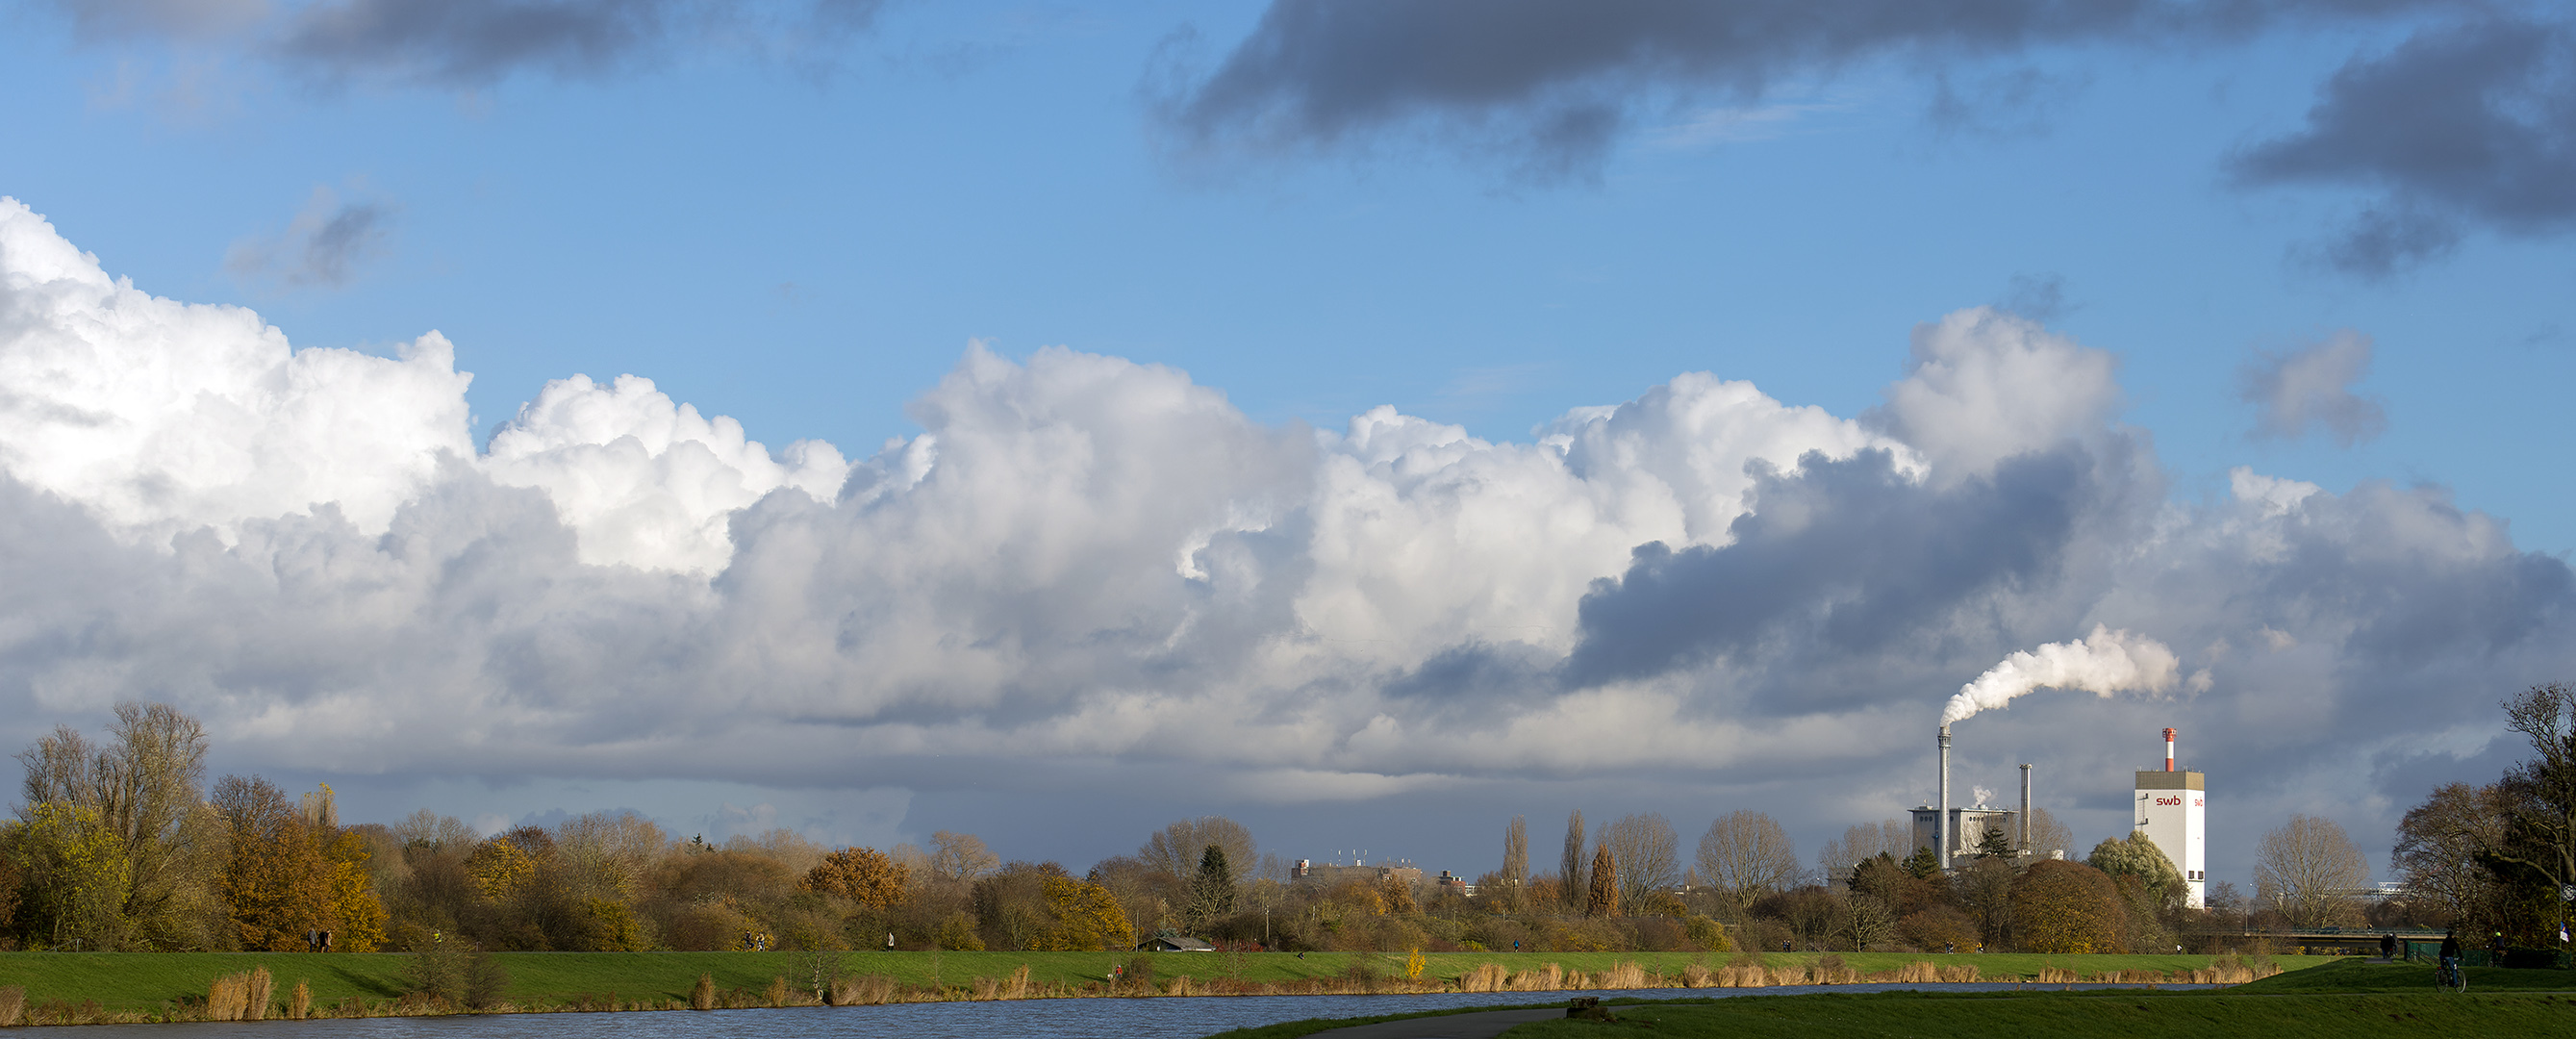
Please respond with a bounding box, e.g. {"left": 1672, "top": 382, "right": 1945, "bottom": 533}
{"left": 2134, "top": 727, "right": 2208, "bottom": 907}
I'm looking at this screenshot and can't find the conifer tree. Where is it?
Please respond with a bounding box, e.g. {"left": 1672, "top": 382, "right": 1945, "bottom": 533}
{"left": 1587, "top": 844, "right": 1620, "bottom": 917}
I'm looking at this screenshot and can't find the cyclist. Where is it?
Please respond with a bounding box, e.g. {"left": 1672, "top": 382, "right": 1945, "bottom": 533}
{"left": 2437, "top": 928, "right": 2464, "bottom": 992}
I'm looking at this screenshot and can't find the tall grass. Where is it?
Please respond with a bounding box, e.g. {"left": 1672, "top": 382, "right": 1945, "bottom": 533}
{"left": 0, "top": 985, "right": 23, "bottom": 1027}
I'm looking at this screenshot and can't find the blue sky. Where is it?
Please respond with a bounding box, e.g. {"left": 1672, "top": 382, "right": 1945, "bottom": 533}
{"left": 4, "top": 1, "right": 2573, "bottom": 890}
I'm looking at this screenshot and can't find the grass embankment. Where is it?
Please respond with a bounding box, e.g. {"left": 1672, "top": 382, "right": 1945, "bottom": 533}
{"left": 0, "top": 950, "right": 2340, "bottom": 1025}
{"left": 1501, "top": 991, "right": 2576, "bottom": 1038}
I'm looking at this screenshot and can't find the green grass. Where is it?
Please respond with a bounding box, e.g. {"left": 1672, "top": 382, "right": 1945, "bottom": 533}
{"left": 0, "top": 949, "right": 2345, "bottom": 1016}
{"left": 1200, "top": 1001, "right": 1565, "bottom": 1039}
{"left": 1498, "top": 991, "right": 2576, "bottom": 1038}
{"left": 2229, "top": 956, "right": 2576, "bottom": 994}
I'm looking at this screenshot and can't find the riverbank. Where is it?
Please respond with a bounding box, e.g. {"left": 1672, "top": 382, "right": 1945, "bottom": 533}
{"left": 0, "top": 950, "right": 2328, "bottom": 1026}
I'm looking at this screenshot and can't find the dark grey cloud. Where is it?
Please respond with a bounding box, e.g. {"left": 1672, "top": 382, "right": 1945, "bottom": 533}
{"left": 1562, "top": 445, "right": 2095, "bottom": 693}
{"left": 2231, "top": 16, "right": 2576, "bottom": 277}
{"left": 1153, "top": 0, "right": 2441, "bottom": 179}
{"left": 39, "top": 0, "right": 887, "bottom": 87}
{"left": 2235, "top": 330, "right": 2387, "bottom": 446}
{"left": 225, "top": 188, "right": 395, "bottom": 288}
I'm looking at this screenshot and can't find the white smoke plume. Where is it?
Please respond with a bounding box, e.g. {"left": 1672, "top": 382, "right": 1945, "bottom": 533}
{"left": 1940, "top": 625, "right": 2183, "bottom": 725}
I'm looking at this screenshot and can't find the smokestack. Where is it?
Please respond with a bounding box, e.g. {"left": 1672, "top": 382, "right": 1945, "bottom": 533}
{"left": 1937, "top": 723, "right": 1952, "bottom": 871}
{"left": 2019, "top": 763, "right": 2033, "bottom": 854}
{"left": 2164, "top": 727, "right": 2177, "bottom": 772}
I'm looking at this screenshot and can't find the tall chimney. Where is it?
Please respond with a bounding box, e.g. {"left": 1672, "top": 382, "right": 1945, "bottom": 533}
{"left": 1937, "top": 724, "right": 1953, "bottom": 871}
{"left": 2019, "top": 762, "right": 2033, "bottom": 854}
{"left": 2164, "top": 727, "right": 2177, "bottom": 772}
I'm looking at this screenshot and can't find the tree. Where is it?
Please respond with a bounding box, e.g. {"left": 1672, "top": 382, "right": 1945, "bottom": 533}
{"left": 1141, "top": 817, "right": 1254, "bottom": 887}
{"left": 14, "top": 702, "right": 222, "bottom": 950}
{"left": 12, "top": 802, "right": 132, "bottom": 950}
{"left": 2025, "top": 807, "right": 2075, "bottom": 859}
{"left": 1560, "top": 810, "right": 1587, "bottom": 909}
{"left": 1187, "top": 844, "right": 1235, "bottom": 928}
{"left": 1502, "top": 816, "right": 1528, "bottom": 888}
{"left": 2492, "top": 683, "right": 2576, "bottom": 908}
{"left": 1696, "top": 811, "right": 1800, "bottom": 919}
{"left": 213, "top": 775, "right": 340, "bottom": 951}
{"left": 2012, "top": 860, "right": 2122, "bottom": 953}
{"left": 928, "top": 831, "right": 1000, "bottom": 885}
{"left": 803, "top": 847, "right": 910, "bottom": 909}
{"left": 1586, "top": 844, "right": 1620, "bottom": 917}
{"left": 1973, "top": 827, "right": 2017, "bottom": 861}
{"left": 1034, "top": 875, "right": 1133, "bottom": 950}
{"left": 2088, "top": 831, "right": 2186, "bottom": 910}
{"left": 2254, "top": 814, "right": 2367, "bottom": 927}
{"left": 2392, "top": 782, "right": 2509, "bottom": 927}
{"left": 1953, "top": 856, "right": 2018, "bottom": 944}
{"left": 1598, "top": 813, "right": 1679, "bottom": 911}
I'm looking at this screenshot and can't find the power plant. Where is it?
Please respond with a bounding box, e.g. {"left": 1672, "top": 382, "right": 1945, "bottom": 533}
{"left": 1910, "top": 724, "right": 2205, "bottom": 891}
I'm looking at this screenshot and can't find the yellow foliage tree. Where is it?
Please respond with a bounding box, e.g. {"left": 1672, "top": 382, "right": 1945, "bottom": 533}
{"left": 15, "top": 802, "right": 133, "bottom": 950}
{"left": 2010, "top": 860, "right": 2122, "bottom": 953}
{"left": 323, "top": 830, "right": 386, "bottom": 951}
{"left": 1033, "top": 875, "right": 1134, "bottom": 951}
{"left": 464, "top": 838, "right": 536, "bottom": 901}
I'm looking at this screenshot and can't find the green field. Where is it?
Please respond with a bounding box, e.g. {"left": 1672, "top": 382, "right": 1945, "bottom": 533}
{"left": 1494, "top": 991, "right": 2576, "bottom": 1039}
{"left": 0, "top": 949, "right": 2350, "bottom": 1016}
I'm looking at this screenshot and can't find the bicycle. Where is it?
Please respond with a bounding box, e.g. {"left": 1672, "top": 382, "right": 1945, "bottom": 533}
{"left": 2436, "top": 957, "right": 2467, "bottom": 993}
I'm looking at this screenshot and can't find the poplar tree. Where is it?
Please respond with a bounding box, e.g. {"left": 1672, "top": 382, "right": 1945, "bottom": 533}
{"left": 1502, "top": 816, "right": 1528, "bottom": 886}
{"left": 1560, "top": 810, "right": 1587, "bottom": 909}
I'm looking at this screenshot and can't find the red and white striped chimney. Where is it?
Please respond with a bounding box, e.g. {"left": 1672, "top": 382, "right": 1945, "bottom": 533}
{"left": 2163, "top": 727, "right": 2177, "bottom": 772}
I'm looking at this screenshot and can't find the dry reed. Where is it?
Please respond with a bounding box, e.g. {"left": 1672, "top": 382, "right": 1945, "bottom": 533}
{"left": 207, "top": 972, "right": 250, "bottom": 1022}
{"left": 2036, "top": 966, "right": 2079, "bottom": 983}
{"left": 1459, "top": 963, "right": 1508, "bottom": 992}
{"left": 0, "top": 986, "right": 23, "bottom": 1027}
{"left": 290, "top": 979, "right": 312, "bottom": 1020}
{"left": 1507, "top": 963, "right": 1564, "bottom": 991}
{"left": 764, "top": 976, "right": 788, "bottom": 1007}
{"left": 1004, "top": 964, "right": 1031, "bottom": 1000}
{"left": 830, "top": 975, "right": 897, "bottom": 1005}
{"left": 690, "top": 974, "right": 715, "bottom": 1011}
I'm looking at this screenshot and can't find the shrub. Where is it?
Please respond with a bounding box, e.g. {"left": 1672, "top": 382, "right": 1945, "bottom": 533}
{"left": 690, "top": 974, "right": 716, "bottom": 1011}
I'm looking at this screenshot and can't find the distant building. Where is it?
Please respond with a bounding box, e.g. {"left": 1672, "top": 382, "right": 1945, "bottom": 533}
{"left": 1908, "top": 805, "right": 2021, "bottom": 863}
{"left": 2135, "top": 728, "right": 2208, "bottom": 908}
{"left": 1136, "top": 934, "right": 1215, "bottom": 952}
{"left": 1292, "top": 858, "right": 1425, "bottom": 888}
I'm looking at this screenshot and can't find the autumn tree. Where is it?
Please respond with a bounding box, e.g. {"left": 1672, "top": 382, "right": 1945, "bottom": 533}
{"left": 214, "top": 775, "right": 342, "bottom": 951}
{"left": 1586, "top": 844, "right": 1620, "bottom": 917}
{"left": 2088, "top": 831, "right": 2186, "bottom": 909}
{"left": 1502, "top": 815, "right": 1528, "bottom": 887}
{"left": 804, "top": 847, "right": 910, "bottom": 909}
{"left": 14, "top": 702, "right": 226, "bottom": 950}
{"left": 12, "top": 802, "right": 132, "bottom": 950}
{"left": 1599, "top": 813, "right": 1679, "bottom": 912}
{"left": 1697, "top": 811, "right": 1800, "bottom": 921}
{"left": 2255, "top": 815, "right": 2367, "bottom": 927}
{"left": 1034, "top": 875, "right": 1133, "bottom": 950}
{"left": 2011, "top": 860, "right": 2122, "bottom": 953}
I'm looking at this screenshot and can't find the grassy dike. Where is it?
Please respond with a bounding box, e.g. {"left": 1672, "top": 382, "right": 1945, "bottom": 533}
{"left": 0, "top": 950, "right": 2342, "bottom": 1024}
{"left": 1218, "top": 959, "right": 2576, "bottom": 1039}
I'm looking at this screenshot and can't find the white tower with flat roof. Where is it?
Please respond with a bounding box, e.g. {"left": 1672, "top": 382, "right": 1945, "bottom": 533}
{"left": 2134, "top": 726, "right": 2208, "bottom": 908}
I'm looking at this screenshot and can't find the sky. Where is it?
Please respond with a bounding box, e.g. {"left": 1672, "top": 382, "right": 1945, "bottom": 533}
{"left": 3, "top": 0, "right": 2574, "bottom": 895}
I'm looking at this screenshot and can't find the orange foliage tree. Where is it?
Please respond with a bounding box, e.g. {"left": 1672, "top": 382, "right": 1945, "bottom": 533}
{"left": 1586, "top": 845, "right": 1621, "bottom": 918}
{"left": 804, "top": 847, "right": 910, "bottom": 909}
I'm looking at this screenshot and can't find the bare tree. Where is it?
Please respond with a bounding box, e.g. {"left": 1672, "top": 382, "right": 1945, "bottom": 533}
{"left": 1502, "top": 816, "right": 1528, "bottom": 887}
{"left": 2026, "top": 807, "right": 2075, "bottom": 858}
{"left": 1818, "top": 819, "right": 1907, "bottom": 875}
{"left": 1697, "top": 811, "right": 1800, "bottom": 919}
{"left": 2255, "top": 814, "right": 2368, "bottom": 926}
{"left": 1599, "top": 813, "right": 1679, "bottom": 910}
{"left": 1560, "top": 810, "right": 1587, "bottom": 908}
{"left": 930, "top": 831, "right": 1001, "bottom": 884}
{"left": 1141, "top": 817, "right": 1255, "bottom": 886}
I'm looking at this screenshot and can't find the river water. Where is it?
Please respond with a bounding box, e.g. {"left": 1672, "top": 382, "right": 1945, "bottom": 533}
{"left": 24, "top": 983, "right": 2205, "bottom": 1038}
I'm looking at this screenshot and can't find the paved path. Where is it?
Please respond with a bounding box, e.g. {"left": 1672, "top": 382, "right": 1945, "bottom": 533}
{"left": 1301, "top": 1007, "right": 1565, "bottom": 1039}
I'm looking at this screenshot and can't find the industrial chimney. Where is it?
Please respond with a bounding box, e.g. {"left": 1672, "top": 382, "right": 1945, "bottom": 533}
{"left": 1936, "top": 724, "right": 1953, "bottom": 871}
{"left": 2164, "top": 727, "right": 2177, "bottom": 772}
{"left": 2019, "top": 763, "right": 2033, "bottom": 854}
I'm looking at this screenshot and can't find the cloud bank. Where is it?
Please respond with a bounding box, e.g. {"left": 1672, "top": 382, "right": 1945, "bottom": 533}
{"left": 3, "top": 196, "right": 2568, "bottom": 871}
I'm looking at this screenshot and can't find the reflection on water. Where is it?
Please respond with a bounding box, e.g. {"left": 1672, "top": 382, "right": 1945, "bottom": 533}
{"left": 25, "top": 984, "right": 2205, "bottom": 1039}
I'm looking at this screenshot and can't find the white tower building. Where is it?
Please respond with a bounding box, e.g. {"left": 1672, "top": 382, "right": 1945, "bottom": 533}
{"left": 2134, "top": 726, "right": 2208, "bottom": 908}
